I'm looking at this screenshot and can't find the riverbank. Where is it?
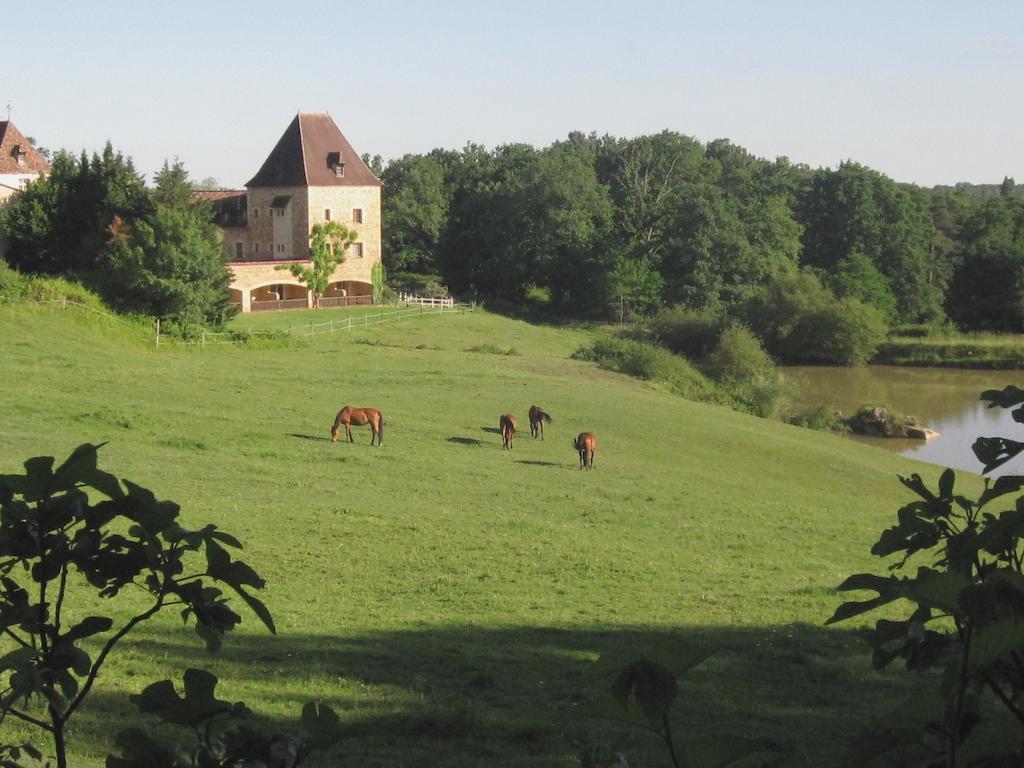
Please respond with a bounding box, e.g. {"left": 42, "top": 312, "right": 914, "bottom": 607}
{"left": 873, "top": 333, "right": 1024, "bottom": 369}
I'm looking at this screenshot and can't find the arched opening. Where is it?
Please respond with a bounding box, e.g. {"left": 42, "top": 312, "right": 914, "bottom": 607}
{"left": 249, "top": 282, "right": 310, "bottom": 312}
{"left": 321, "top": 281, "right": 373, "bottom": 307}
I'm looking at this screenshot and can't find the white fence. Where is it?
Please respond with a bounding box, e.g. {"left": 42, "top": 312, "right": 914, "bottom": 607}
{"left": 397, "top": 292, "right": 454, "bottom": 308}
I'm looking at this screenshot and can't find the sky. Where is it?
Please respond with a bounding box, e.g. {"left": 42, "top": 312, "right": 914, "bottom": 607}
{"left": 5, "top": 0, "right": 1023, "bottom": 188}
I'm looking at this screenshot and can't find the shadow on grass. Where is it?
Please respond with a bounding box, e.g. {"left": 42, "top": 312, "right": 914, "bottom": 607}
{"left": 514, "top": 460, "right": 564, "bottom": 467}
{"left": 61, "top": 623, "right": 933, "bottom": 768}
{"left": 480, "top": 426, "right": 502, "bottom": 435}
{"left": 447, "top": 436, "right": 500, "bottom": 449}
{"left": 287, "top": 433, "right": 332, "bottom": 443}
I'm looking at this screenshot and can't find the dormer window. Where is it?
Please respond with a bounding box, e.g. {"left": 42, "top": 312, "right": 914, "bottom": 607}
{"left": 327, "top": 151, "right": 345, "bottom": 177}
{"left": 12, "top": 145, "right": 26, "bottom": 166}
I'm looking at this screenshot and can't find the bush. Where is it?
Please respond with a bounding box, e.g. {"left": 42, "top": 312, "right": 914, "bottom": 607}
{"left": 390, "top": 271, "right": 449, "bottom": 298}
{"left": 784, "top": 405, "right": 848, "bottom": 432}
{"left": 706, "top": 325, "right": 783, "bottom": 416}
{"left": 791, "top": 298, "right": 888, "bottom": 365}
{"left": 646, "top": 305, "right": 724, "bottom": 358}
{"left": 0, "top": 260, "right": 113, "bottom": 314}
{"left": 739, "top": 270, "right": 832, "bottom": 357}
{"left": 573, "top": 335, "right": 725, "bottom": 405}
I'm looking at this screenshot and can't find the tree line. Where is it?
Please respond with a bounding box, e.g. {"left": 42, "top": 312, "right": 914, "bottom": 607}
{"left": 1, "top": 146, "right": 232, "bottom": 330}
{"left": 3, "top": 134, "right": 1021, "bottom": 333}
{"left": 381, "top": 132, "right": 1024, "bottom": 330}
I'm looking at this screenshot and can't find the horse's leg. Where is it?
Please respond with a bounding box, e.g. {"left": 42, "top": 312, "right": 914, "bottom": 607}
{"left": 346, "top": 423, "right": 353, "bottom": 442}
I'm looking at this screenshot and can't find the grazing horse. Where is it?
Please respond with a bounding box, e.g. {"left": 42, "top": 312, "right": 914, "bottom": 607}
{"left": 331, "top": 406, "right": 384, "bottom": 446}
{"left": 573, "top": 432, "right": 596, "bottom": 470}
{"left": 500, "top": 414, "right": 516, "bottom": 450}
{"left": 528, "top": 405, "right": 552, "bottom": 440}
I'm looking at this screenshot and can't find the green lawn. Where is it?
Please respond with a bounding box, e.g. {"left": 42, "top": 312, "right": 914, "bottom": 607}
{"left": 0, "top": 301, "right": 980, "bottom": 766}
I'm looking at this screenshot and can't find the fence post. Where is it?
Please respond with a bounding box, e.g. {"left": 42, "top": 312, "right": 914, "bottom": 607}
{"left": 201, "top": 329, "right": 206, "bottom": 347}
{"left": 155, "top": 318, "right": 160, "bottom": 348}
{"left": 62, "top": 297, "right": 67, "bottom": 310}
{"left": 330, "top": 318, "right": 334, "bottom": 333}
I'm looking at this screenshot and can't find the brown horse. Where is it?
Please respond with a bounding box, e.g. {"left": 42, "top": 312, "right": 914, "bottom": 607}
{"left": 573, "top": 432, "right": 596, "bottom": 470}
{"left": 500, "top": 414, "right": 516, "bottom": 450}
{"left": 331, "top": 406, "right": 384, "bottom": 445}
{"left": 528, "top": 405, "right": 552, "bottom": 440}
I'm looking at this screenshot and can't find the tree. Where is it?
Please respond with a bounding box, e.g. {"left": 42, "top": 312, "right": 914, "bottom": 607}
{"left": 829, "top": 384, "right": 1024, "bottom": 766}
{"left": 277, "top": 221, "right": 356, "bottom": 308}
{"left": 380, "top": 154, "right": 449, "bottom": 275}
{"left": 0, "top": 444, "right": 275, "bottom": 768}
{"left": 826, "top": 250, "right": 898, "bottom": 321}
{"left": 796, "top": 162, "right": 944, "bottom": 322}
{"left": 0, "top": 144, "right": 150, "bottom": 275}
{"left": 103, "top": 160, "right": 233, "bottom": 326}
{"left": 947, "top": 195, "right": 1024, "bottom": 331}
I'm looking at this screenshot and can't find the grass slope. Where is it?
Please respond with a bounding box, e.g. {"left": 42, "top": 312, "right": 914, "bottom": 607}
{"left": 0, "top": 302, "right": 976, "bottom": 766}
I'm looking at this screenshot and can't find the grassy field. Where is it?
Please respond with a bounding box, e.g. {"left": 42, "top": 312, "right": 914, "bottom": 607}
{"left": 0, "top": 301, "right": 983, "bottom": 766}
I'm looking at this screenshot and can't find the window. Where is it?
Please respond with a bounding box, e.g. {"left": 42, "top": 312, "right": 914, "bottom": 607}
{"left": 352, "top": 208, "right": 363, "bottom": 224}
{"left": 324, "top": 208, "right": 332, "bottom": 221}
{"left": 267, "top": 242, "right": 273, "bottom": 254}
{"left": 327, "top": 151, "right": 344, "bottom": 176}
{"left": 277, "top": 244, "right": 285, "bottom": 253}
{"left": 234, "top": 242, "right": 243, "bottom": 259}
{"left": 253, "top": 242, "right": 260, "bottom": 254}
{"left": 253, "top": 208, "right": 259, "bottom": 219}
{"left": 351, "top": 242, "right": 364, "bottom": 258}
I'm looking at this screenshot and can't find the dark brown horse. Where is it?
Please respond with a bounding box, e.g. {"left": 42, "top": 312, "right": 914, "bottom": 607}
{"left": 500, "top": 414, "right": 516, "bottom": 450}
{"left": 528, "top": 405, "right": 552, "bottom": 440}
{"left": 331, "top": 406, "right": 384, "bottom": 445}
{"left": 573, "top": 432, "right": 596, "bottom": 470}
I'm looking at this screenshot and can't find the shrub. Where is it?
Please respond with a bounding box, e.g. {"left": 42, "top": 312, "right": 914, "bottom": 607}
{"left": 0, "top": 444, "right": 275, "bottom": 767}
{"left": 790, "top": 298, "right": 888, "bottom": 365}
{"left": 646, "top": 305, "right": 724, "bottom": 358}
{"left": 739, "top": 270, "right": 833, "bottom": 357}
{"left": 828, "top": 384, "right": 1024, "bottom": 766}
{"left": 573, "top": 335, "right": 724, "bottom": 405}
{"left": 706, "top": 325, "right": 783, "bottom": 416}
{"left": 784, "top": 405, "right": 848, "bottom": 433}
{"left": 390, "top": 271, "right": 450, "bottom": 298}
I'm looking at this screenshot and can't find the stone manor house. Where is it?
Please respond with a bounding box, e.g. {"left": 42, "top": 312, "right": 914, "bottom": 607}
{"left": 206, "top": 113, "right": 382, "bottom": 312}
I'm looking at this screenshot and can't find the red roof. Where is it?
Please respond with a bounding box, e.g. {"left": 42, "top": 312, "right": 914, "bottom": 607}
{"left": 246, "top": 113, "right": 381, "bottom": 189}
{"left": 0, "top": 121, "right": 50, "bottom": 174}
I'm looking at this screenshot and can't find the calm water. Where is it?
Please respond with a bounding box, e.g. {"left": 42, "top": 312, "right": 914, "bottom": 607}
{"left": 784, "top": 366, "right": 1024, "bottom": 476}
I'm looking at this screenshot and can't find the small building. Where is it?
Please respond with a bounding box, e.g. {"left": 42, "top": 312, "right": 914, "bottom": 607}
{"left": 0, "top": 120, "right": 51, "bottom": 259}
{"left": 207, "top": 113, "right": 382, "bottom": 312}
{"left": 0, "top": 120, "right": 50, "bottom": 204}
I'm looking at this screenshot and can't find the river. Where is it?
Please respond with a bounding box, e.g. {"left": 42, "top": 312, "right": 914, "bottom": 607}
{"left": 784, "top": 366, "right": 1024, "bottom": 477}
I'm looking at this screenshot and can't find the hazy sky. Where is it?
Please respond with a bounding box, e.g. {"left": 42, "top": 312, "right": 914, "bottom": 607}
{"left": 6, "top": 1, "right": 1022, "bottom": 188}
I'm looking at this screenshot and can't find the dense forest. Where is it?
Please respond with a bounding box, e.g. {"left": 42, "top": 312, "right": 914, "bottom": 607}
{"left": 377, "top": 133, "right": 1024, "bottom": 331}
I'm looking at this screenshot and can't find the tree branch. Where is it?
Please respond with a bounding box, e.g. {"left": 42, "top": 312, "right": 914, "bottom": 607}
{"left": 983, "top": 672, "right": 1024, "bottom": 725}
{"left": 53, "top": 563, "right": 68, "bottom": 636}
{"left": 2, "top": 626, "right": 32, "bottom": 649}
{"left": 3, "top": 703, "right": 54, "bottom": 732}
{"left": 62, "top": 594, "right": 165, "bottom": 722}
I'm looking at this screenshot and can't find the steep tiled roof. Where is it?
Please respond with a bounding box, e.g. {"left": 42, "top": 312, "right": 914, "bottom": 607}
{"left": 246, "top": 113, "right": 381, "bottom": 189}
{"left": 0, "top": 121, "right": 51, "bottom": 174}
